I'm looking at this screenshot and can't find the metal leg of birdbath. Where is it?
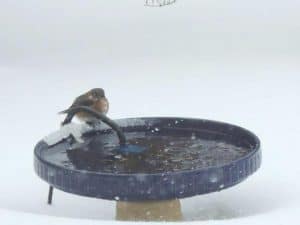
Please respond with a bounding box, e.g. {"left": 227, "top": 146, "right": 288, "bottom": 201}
{"left": 116, "top": 199, "right": 182, "bottom": 221}
{"left": 48, "top": 186, "right": 54, "bottom": 205}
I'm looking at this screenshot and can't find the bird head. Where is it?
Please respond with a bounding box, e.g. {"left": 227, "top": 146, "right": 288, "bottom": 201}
{"left": 88, "top": 88, "right": 106, "bottom": 100}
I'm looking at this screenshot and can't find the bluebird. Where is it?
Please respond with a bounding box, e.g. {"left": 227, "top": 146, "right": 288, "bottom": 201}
{"left": 60, "top": 88, "right": 109, "bottom": 124}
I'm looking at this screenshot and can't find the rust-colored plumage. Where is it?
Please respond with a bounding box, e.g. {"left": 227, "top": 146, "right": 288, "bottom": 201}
{"left": 60, "top": 88, "right": 109, "bottom": 123}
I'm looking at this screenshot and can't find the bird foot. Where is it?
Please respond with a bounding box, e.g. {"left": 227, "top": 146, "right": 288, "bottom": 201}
{"left": 86, "top": 120, "right": 102, "bottom": 129}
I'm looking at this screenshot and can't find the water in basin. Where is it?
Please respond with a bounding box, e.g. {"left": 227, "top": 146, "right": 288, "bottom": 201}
{"left": 42, "top": 131, "right": 250, "bottom": 174}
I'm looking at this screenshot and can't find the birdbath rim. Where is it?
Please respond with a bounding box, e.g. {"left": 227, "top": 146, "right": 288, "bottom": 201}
{"left": 34, "top": 116, "right": 261, "bottom": 176}
{"left": 34, "top": 117, "right": 261, "bottom": 201}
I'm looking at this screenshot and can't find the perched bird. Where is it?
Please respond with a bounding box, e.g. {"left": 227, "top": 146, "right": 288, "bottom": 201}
{"left": 60, "top": 88, "right": 109, "bottom": 124}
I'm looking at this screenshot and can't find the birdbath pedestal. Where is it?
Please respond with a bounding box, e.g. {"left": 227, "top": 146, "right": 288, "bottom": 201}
{"left": 116, "top": 199, "right": 182, "bottom": 221}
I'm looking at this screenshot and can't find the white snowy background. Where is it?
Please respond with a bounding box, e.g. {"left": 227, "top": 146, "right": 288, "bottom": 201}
{"left": 0, "top": 0, "right": 299, "bottom": 224}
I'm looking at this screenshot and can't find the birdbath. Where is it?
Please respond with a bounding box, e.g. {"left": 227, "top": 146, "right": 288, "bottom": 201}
{"left": 34, "top": 117, "right": 261, "bottom": 221}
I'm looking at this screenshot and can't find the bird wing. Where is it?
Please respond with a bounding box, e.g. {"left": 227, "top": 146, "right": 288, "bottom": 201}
{"left": 59, "top": 95, "right": 94, "bottom": 114}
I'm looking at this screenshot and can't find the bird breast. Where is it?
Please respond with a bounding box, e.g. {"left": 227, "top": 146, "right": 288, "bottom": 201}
{"left": 96, "top": 98, "right": 109, "bottom": 114}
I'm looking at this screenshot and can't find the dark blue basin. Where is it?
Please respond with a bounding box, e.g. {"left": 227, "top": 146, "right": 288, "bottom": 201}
{"left": 34, "top": 117, "right": 261, "bottom": 201}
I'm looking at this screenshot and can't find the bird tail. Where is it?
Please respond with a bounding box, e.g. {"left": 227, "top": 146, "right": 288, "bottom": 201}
{"left": 58, "top": 109, "right": 70, "bottom": 114}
